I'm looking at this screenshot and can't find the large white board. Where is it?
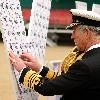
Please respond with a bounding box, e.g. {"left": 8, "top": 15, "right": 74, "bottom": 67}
{"left": 0, "top": 0, "right": 51, "bottom": 99}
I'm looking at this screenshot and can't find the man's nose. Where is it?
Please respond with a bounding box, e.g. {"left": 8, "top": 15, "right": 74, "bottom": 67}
{"left": 71, "top": 33, "right": 74, "bottom": 39}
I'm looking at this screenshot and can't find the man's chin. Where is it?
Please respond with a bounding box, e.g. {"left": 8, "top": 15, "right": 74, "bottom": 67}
{"left": 77, "top": 47, "right": 85, "bottom": 52}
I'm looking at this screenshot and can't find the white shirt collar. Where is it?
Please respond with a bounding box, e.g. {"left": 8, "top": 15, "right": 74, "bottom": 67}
{"left": 87, "top": 43, "right": 100, "bottom": 52}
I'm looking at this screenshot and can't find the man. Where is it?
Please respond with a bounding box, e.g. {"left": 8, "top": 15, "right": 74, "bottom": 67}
{"left": 9, "top": 9, "right": 100, "bottom": 100}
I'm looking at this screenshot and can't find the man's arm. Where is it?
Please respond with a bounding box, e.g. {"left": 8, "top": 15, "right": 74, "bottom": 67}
{"left": 19, "top": 60, "right": 90, "bottom": 96}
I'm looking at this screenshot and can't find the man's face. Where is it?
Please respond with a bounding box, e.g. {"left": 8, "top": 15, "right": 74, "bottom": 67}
{"left": 71, "top": 26, "right": 89, "bottom": 51}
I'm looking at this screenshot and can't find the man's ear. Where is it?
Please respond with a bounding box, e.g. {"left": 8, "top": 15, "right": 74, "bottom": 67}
{"left": 84, "top": 28, "right": 91, "bottom": 35}
{"left": 84, "top": 28, "right": 92, "bottom": 39}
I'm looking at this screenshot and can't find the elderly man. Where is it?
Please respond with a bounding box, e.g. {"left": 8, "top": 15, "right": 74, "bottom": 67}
{"left": 9, "top": 9, "right": 100, "bottom": 100}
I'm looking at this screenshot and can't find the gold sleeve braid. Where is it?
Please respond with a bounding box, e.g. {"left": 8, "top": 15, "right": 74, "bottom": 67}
{"left": 23, "top": 70, "right": 42, "bottom": 89}
{"left": 45, "top": 69, "right": 59, "bottom": 79}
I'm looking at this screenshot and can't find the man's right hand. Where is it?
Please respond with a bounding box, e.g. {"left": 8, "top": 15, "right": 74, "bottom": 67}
{"left": 20, "top": 52, "right": 42, "bottom": 72}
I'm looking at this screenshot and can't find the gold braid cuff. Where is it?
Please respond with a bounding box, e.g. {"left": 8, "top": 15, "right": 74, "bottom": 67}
{"left": 23, "top": 70, "right": 42, "bottom": 89}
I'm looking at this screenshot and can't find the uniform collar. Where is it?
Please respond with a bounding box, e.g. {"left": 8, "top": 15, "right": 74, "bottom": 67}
{"left": 87, "top": 43, "right": 100, "bottom": 52}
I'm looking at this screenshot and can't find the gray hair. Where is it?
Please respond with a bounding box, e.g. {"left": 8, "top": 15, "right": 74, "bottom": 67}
{"left": 77, "top": 25, "right": 100, "bottom": 34}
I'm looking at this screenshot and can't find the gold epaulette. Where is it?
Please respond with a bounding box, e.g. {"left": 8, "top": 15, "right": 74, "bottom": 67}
{"left": 61, "top": 46, "right": 84, "bottom": 73}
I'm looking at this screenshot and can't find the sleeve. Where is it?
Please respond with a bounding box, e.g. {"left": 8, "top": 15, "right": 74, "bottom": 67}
{"left": 19, "top": 60, "right": 90, "bottom": 96}
{"left": 40, "top": 66, "right": 60, "bottom": 79}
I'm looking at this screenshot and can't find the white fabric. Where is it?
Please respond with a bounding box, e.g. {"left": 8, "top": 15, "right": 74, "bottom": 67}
{"left": 38, "top": 66, "right": 43, "bottom": 73}
{"left": 87, "top": 43, "right": 100, "bottom": 52}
